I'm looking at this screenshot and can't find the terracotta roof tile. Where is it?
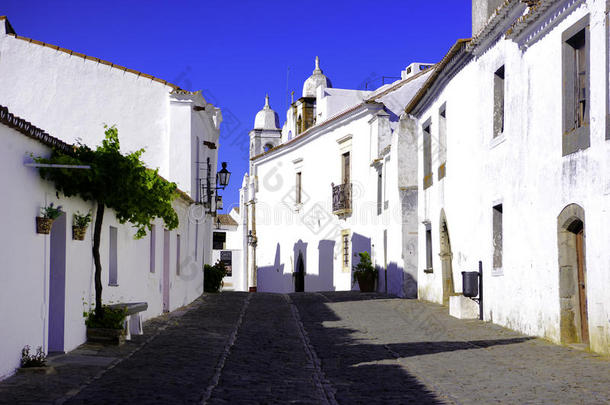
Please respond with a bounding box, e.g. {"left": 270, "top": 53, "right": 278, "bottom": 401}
{"left": 0, "top": 104, "right": 194, "bottom": 204}
{"left": 217, "top": 214, "right": 238, "bottom": 227}
{"left": 405, "top": 38, "right": 471, "bottom": 114}
{"left": 4, "top": 26, "right": 182, "bottom": 90}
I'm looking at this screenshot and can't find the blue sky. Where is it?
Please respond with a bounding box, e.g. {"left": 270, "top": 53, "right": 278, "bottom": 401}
{"left": 2, "top": 1, "right": 471, "bottom": 211}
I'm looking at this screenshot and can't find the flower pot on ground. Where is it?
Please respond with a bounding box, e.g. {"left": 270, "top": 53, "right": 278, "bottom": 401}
{"left": 353, "top": 252, "right": 378, "bottom": 293}
{"left": 84, "top": 305, "right": 127, "bottom": 345}
{"left": 36, "top": 202, "right": 62, "bottom": 234}
{"left": 72, "top": 210, "right": 91, "bottom": 240}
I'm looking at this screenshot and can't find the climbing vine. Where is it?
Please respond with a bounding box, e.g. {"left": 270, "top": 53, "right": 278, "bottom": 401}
{"left": 36, "top": 125, "right": 179, "bottom": 318}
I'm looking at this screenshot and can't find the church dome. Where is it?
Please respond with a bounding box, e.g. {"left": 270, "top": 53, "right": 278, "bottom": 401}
{"left": 254, "top": 95, "right": 280, "bottom": 130}
{"left": 302, "top": 56, "right": 332, "bottom": 98}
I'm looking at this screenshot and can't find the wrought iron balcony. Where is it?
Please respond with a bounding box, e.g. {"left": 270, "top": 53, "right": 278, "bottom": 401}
{"left": 332, "top": 183, "right": 352, "bottom": 215}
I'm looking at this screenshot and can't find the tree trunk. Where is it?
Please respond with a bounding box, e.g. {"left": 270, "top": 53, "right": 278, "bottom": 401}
{"left": 93, "top": 202, "right": 105, "bottom": 318}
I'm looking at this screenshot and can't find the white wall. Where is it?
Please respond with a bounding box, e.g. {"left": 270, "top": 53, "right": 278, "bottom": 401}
{"left": 0, "top": 124, "right": 204, "bottom": 379}
{"left": 415, "top": 0, "right": 610, "bottom": 354}
{"left": 249, "top": 105, "right": 409, "bottom": 294}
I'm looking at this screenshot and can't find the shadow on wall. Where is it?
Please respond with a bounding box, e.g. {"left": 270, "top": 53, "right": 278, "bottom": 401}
{"left": 351, "top": 233, "right": 371, "bottom": 291}
{"left": 290, "top": 292, "right": 533, "bottom": 403}
{"left": 257, "top": 240, "right": 336, "bottom": 293}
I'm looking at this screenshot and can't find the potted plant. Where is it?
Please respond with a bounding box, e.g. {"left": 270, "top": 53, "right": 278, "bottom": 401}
{"left": 353, "top": 251, "right": 378, "bottom": 292}
{"left": 204, "top": 260, "right": 228, "bottom": 293}
{"left": 19, "top": 345, "right": 55, "bottom": 374}
{"left": 36, "top": 203, "right": 62, "bottom": 234}
{"left": 84, "top": 305, "right": 127, "bottom": 345}
{"left": 72, "top": 210, "right": 91, "bottom": 240}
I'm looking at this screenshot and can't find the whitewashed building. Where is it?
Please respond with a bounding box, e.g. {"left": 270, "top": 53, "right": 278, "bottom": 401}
{"left": 406, "top": 0, "right": 610, "bottom": 355}
{"left": 0, "top": 16, "right": 223, "bottom": 378}
{"left": 241, "top": 57, "right": 433, "bottom": 295}
{"left": 211, "top": 208, "right": 246, "bottom": 291}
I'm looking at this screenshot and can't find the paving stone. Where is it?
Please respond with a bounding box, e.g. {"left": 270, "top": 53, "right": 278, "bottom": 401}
{"left": 1, "top": 291, "right": 609, "bottom": 404}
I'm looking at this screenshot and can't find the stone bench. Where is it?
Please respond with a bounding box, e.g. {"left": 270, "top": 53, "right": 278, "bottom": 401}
{"left": 107, "top": 302, "right": 148, "bottom": 340}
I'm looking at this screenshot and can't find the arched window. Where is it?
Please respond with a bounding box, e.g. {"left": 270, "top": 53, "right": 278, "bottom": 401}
{"left": 263, "top": 143, "right": 274, "bottom": 152}
{"left": 296, "top": 115, "right": 302, "bottom": 135}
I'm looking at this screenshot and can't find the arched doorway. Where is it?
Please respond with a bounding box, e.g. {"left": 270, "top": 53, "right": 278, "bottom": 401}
{"left": 295, "top": 253, "right": 305, "bottom": 292}
{"left": 439, "top": 210, "right": 454, "bottom": 306}
{"left": 557, "top": 204, "right": 589, "bottom": 344}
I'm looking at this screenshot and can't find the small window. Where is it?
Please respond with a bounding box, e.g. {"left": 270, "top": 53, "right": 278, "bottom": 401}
{"left": 176, "top": 234, "right": 181, "bottom": 275}
{"left": 150, "top": 225, "right": 156, "bottom": 273}
{"left": 377, "top": 171, "right": 383, "bottom": 215}
{"left": 296, "top": 172, "right": 302, "bottom": 204}
{"left": 425, "top": 223, "right": 433, "bottom": 273}
{"left": 493, "top": 66, "right": 505, "bottom": 138}
{"left": 423, "top": 123, "right": 432, "bottom": 189}
{"left": 109, "top": 226, "right": 118, "bottom": 286}
{"left": 562, "top": 16, "right": 590, "bottom": 155}
{"left": 342, "top": 230, "right": 350, "bottom": 271}
{"left": 438, "top": 105, "right": 447, "bottom": 179}
{"left": 213, "top": 232, "right": 226, "bottom": 250}
{"left": 263, "top": 143, "right": 273, "bottom": 152}
{"left": 342, "top": 152, "right": 351, "bottom": 184}
{"left": 493, "top": 204, "right": 503, "bottom": 269}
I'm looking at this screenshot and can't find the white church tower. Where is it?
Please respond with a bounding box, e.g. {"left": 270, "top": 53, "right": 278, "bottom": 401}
{"left": 249, "top": 95, "right": 282, "bottom": 157}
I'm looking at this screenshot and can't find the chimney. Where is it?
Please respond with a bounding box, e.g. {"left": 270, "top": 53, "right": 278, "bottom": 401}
{"left": 472, "top": 0, "right": 504, "bottom": 36}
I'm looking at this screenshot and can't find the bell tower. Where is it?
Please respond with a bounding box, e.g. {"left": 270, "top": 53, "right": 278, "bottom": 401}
{"left": 249, "top": 95, "right": 282, "bottom": 157}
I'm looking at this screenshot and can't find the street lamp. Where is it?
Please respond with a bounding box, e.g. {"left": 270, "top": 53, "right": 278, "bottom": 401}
{"left": 199, "top": 159, "right": 231, "bottom": 214}
{"left": 247, "top": 230, "right": 257, "bottom": 247}
{"left": 217, "top": 162, "right": 231, "bottom": 188}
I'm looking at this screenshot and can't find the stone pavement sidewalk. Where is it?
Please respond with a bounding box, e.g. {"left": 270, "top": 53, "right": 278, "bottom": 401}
{"left": 1, "top": 291, "right": 609, "bottom": 404}
{"left": 292, "top": 291, "right": 610, "bottom": 404}
{"left": 0, "top": 293, "right": 246, "bottom": 404}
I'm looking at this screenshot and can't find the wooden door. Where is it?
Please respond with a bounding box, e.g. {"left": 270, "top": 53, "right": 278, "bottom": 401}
{"left": 576, "top": 229, "right": 588, "bottom": 343}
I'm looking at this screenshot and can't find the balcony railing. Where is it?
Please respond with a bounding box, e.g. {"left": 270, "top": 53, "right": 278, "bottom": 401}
{"left": 332, "top": 183, "right": 352, "bottom": 215}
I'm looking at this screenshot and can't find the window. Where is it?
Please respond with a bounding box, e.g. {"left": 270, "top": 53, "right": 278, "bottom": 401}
{"left": 150, "top": 224, "right": 156, "bottom": 273}
{"left": 342, "top": 152, "right": 351, "bottom": 184}
{"left": 109, "top": 226, "right": 118, "bottom": 285}
{"left": 296, "top": 172, "right": 302, "bottom": 204}
{"left": 342, "top": 230, "right": 350, "bottom": 272}
{"left": 423, "top": 122, "right": 432, "bottom": 189}
{"left": 493, "top": 204, "right": 503, "bottom": 269}
{"left": 377, "top": 171, "right": 383, "bottom": 215}
{"left": 176, "top": 234, "right": 181, "bottom": 275}
{"left": 562, "top": 16, "right": 590, "bottom": 156}
{"left": 425, "top": 222, "right": 433, "bottom": 273}
{"left": 213, "top": 232, "right": 226, "bottom": 250}
{"left": 493, "top": 66, "right": 505, "bottom": 138}
{"left": 438, "top": 105, "right": 447, "bottom": 179}
{"left": 264, "top": 143, "right": 273, "bottom": 152}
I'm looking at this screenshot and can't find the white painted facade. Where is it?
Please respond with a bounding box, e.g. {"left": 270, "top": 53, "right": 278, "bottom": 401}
{"left": 409, "top": 0, "right": 610, "bottom": 355}
{"left": 241, "top": 58, "right": 432, "bottom": 295}
{"left": 0, "top": 118, "right": 205, "bottom": 379}
{"left": 0, "top": 16, "right": 223, "bottom": 378}
{"left": 211, "top": 208, "right": 246, "bottom": 291}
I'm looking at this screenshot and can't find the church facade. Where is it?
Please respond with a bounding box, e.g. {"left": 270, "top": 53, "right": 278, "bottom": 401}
{"left": 240, "top": 58, "right": 432, "bottom": 295}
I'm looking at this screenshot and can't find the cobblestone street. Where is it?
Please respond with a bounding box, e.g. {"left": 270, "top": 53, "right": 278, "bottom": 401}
{"left": 1, "top": 292, "right": 609, "bottom": 404}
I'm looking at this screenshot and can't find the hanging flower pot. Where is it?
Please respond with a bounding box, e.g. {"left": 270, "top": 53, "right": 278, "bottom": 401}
{"left": 36, "top": 217, "right": 54, "bottom": 234}
{"left": 72, "top": 210, "right": 91, "bottom": 241}
{"left": 36, "top": 203, "right": 63, "bottom": 235}
{"left": 72, "top": 226, "right": 87, "bottom": 240}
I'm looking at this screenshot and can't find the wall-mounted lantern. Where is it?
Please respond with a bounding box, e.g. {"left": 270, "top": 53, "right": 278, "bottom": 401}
{"left": 247, "top": 230, "right": 257, "bottom": 247}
